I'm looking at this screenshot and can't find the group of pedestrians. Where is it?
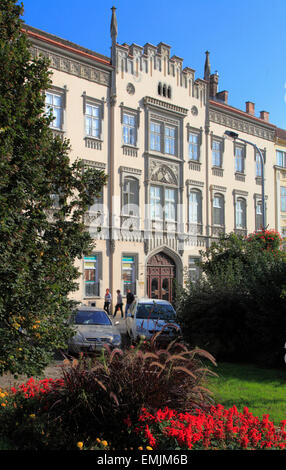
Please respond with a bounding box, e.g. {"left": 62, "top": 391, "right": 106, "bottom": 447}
{"left": 103, "top": 288, "right": 135, "bottom": 319}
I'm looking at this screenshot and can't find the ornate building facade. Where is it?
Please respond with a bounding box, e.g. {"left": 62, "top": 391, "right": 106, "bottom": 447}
{"left": 24, "top": 7, "right": 281, "bottom": 308}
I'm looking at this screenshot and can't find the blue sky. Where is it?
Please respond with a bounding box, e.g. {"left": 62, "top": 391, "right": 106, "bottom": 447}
{"left": 21, "top": 0, "right": 286, "bottom": 129}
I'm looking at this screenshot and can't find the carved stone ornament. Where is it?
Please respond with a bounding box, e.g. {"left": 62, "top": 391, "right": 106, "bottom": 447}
{"left": 149, "top": 160, "right": 178, "bottom": 185}
{"left": 126, "top": 83, "right": 135, "bottom": 95}
{"left": 191, "top": 106, "right": 198, "bottom": 116}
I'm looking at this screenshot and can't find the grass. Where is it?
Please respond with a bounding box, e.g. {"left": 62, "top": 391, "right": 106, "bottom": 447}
{"left": 208, "top": 362, "right": 286, "bottom": 425}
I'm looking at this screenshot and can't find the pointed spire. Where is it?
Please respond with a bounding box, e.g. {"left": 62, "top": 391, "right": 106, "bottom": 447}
{"left": 204, "top": 51, "right": 210, "bottom": 81}
{"left": 110, "top": 6, "right": 118, "bottom": 44}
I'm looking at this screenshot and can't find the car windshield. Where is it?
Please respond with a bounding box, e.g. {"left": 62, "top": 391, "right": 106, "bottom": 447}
{"left": 74, "top": 311, "right": 111, "bottom": 326}
{"left": 136, "top": 303, "right": 176, "bottom": 320}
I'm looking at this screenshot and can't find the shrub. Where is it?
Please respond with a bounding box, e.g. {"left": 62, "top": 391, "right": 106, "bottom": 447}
{"left": 43, "top": 336, "right": 217, "bottom": 447}
{"left": 177, "top": 232, "right": 286, "bottom": 367}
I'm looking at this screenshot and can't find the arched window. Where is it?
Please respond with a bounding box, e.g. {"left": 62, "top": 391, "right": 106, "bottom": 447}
{"left": 213, "top": 194, "right": 224, "bottom": 226}
{"left": 235, "top": 198, "right": 246, "bottom": 229}
{"left": 189, "top": 190, "right": 202, "bottom": 224}
{"left": 158, "top": 82, "right": 162, "bottom": 96}
{"left": 122, "top": 177, "right": 139, "bottom": 216}
{"left": 167, "top": 86, "right": 172, "bottom": 99}
{"left": 163, "top": 84, "right": 167, "bottom": 97}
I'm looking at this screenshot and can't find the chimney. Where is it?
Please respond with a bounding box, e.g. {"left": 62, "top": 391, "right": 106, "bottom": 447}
{"left": 209, "top": 71, "right": 219, "bottom": 97}
{"left": 246, "top": 101, "right": 255, "bottom": 116}
{"left": 260, "top": 111, "right": 269, "bottom": 122}
{"left": 216, "top": 90, "right": 228, "bottom": 104}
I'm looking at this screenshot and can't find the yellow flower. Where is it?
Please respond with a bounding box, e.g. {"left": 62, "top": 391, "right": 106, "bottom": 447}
{"left": 138, "top": 446, "right": 143, "bottom": 450}
{"left": 96, "top": 438, "right": 101, "bottom": 443}
{"left": 0, "top": 393, "right": 5, "bottom": 398}
{"left": 29, "top": 414, "right": 36, "bottom": 419}
{"left": 146, "top": 446, "right": 153, "bottom": 450}
{"left": 77, "top": 442, "right": 84, "bottom": 450}
{"left": 101, "top": 440, "right": 108, "bottom": 447}
{"left": 1, "top": 403, "right": 6, "bottom": 407}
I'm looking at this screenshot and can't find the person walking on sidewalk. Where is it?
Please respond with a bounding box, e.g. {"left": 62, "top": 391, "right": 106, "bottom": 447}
{"left": 125, "top": 289, "right": 135, "bottom": 317}
{"left": 113, "top": 289, "right": 123, "bottom": 319}
{"left": 104, "top": 288, "right": 112, "bottom": 315}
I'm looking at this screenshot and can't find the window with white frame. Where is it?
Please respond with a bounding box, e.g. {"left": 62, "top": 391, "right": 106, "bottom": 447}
{"left": 150, "top": 122, "right": 161, "bottom": 151}
{"left": 212, "top": 139, "right": 222, "bottom": 167}
{"left": 88, "top": 190, "right": 104, "bottom": 216}
{"left": 123, "top": 113, "right": 136, "bottom": 146}
{"left": 189, "top": 190, "right": 202, "bottom": 224}
{"left": 84, "top": 255, "right": 99, "bottom": 297}
{"left": 45, "top": 92, "right": 63, "bottom": 129}
{"left": 235, "top": 145, "right": 245, "bottom": 173}
{"left": 277, "top": 150, "right": 286, "bottom": 168}
{"left": 85, "top": 103, "right": 100, "bottom": 138}
{"left": 213, "top": 194, "right": 224, "bottom": 226}
{"left": 164, "top": 188, "right": 176, "bottom": 221}
{"left": 235, "top": 198, "right": 247, "bottom": 229}
{"left": 150, "top": 185, "right": 177, "bottom": 222}
{"left": 150, "top": 120, "right": 177, "bottom": 156}
{"left": 164, "top": 126, "right": 176, "bottom": 155}
{"left": 256, "top": 153, "right": 262, "bottom": 177}
{"left": 255, "top": 200, "right": 263, "bottom": 230}
{"left": 255, "top": 150, "right": 265, "bottom": 177}
{"left": 188, "top": 257, "right": 201, "bottom": 282}
{"left": 188, "top": 132, "right": 199, "bottom": 161}
{"left": 122, "top": 255, "right": 137, "bottom": 295}
{"left": 150, "top": 185, "right": 163, "bottom": 220}
{"left": 122, "top": 177, "right": 139, "bottom": 216}
{"left": 281, "top": 187, "right": 286, "bottom": 212}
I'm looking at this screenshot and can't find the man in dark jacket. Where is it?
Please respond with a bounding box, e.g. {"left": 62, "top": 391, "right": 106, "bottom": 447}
{"left": 125, "top": 289, "right": 135, "bottom": 317}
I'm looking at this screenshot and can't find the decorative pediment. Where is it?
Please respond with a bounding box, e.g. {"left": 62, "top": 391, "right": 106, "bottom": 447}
{"left": 149, "top": 160, "right": 178, "bottom": 185}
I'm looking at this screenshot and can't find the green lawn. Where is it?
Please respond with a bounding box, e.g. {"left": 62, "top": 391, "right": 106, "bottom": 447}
{"left": 208, "top": 362, "right": 286, "bottom": 425}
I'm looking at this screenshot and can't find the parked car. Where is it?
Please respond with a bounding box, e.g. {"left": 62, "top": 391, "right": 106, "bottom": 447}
{"left": 126, "top": 298, "right": 181, "bottom": 343}
{"left": 68, "top": 306, "right": 121, "bottom": 354}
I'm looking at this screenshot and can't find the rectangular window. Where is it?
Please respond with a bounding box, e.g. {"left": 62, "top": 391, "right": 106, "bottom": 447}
{"left": 85, "top": 104, "right": 100, "bottom": 138}
{"left": 277, "top": 150, "right": 286, "bottom": 168}
{"left": 45, "top": 92, "right": 63, "bottom": 129}
{"left": 150, "top": 185, "right": 163, "bottom": 220}
{"left": 255, "top": 151, "right": 264, "bottom": 177}
{"left": 165, "top": 188, "right": 176, "bottom": 221}
{"left": 84, "top": 256, "right": 99, "bottom": 297}
{"left": 236, "top": 199, "right": 246, "bottom": 229}
{"left": 188, "top": 257, "right": 201, "bottom": 282}
{"left": 235, "top": 146, "right": 244, "bottom": 173}
{"left": 122, "top": 256, "right": 136, "bottom": 295}
{"left": 188, "top": 133, "right": 199, "bottom": 161}
{"left": 281, "top": 187, "right": 286, "bottom": 212}
{"left": 189, "top": 191, "right": 202, "bottom": 224}
{"left": 150, "top": 122, "right": 161, "bottom": 151}
{"left": 165, "top": 126, "right": 175, "bottom": 155}
{"left": 212, "top": 140, "right": 222, "bottom": 167}
{"left": 255, "top": 201, "right": 263, "bottom": 230}
{"left": 123, "top": 113, "right": 136, "bottom": 146}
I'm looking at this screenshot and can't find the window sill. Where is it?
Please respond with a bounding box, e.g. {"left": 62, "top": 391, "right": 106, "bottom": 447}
{"left": 122, "top": 145, "right": 138, "bottom": 157}
{"left": 84, "top": 137, "right": 103, "bottom": 150}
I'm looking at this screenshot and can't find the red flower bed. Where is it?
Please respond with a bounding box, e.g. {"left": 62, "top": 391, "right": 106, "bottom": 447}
{"left": 126, "top": 405, "right": 286, "bottom": 450}
{"left": 10, "top": 377, "right": 64, "bottom": 399}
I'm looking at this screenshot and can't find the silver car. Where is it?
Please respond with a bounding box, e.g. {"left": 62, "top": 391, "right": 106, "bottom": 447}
{"left": 68, "top": 306, "right": 121, "bottom": 354}
{"left": 126, "top": 298, "right": 181, "bottom": 343}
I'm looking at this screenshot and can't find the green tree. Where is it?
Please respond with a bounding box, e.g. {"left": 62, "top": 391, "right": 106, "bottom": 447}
{"left": 177, "top": 232, "right": 286, "bottom": 367}
{"left": 0, "top": 0, "right": 107, "bottom": 376}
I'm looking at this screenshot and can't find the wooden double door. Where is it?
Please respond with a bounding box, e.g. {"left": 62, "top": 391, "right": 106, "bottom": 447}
{"left": 147, "top": 252, "right": 176, "bottom": 304}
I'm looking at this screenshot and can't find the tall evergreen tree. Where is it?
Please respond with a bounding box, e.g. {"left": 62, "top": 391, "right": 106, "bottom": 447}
{"left": 0, "top": 0, "right": 107, "bottom": 375}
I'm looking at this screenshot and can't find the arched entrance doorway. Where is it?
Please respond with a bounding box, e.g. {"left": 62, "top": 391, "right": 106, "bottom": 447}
{"left": 147, "top": 252, "right": 176, "bottom": 303}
